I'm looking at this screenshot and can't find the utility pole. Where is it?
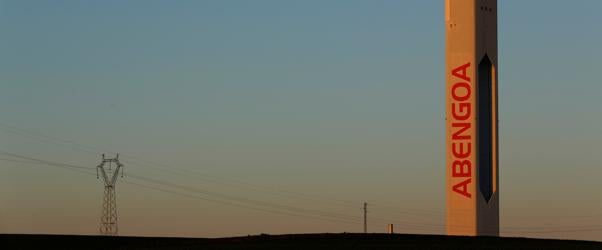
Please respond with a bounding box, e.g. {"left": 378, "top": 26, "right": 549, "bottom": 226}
{"left": 96, "top": 154, "right": 124, "bottom": 236}
{"left": 363, "top": 202, "right": 367, "bottom": 233}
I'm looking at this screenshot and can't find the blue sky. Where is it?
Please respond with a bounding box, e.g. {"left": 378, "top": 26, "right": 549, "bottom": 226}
{"left": 1, "top": 0, "right": 601, "bottom": 241}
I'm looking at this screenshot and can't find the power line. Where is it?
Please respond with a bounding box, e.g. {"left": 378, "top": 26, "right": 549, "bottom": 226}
{"left": 0, "top": 123, "right": 364, "bottom": 208}
{"left": 3, "top": 153, "right": 600, "bottom": 236}
{"left": 126, "top": 173, "right": 362, "bottom": 223}
{"left": 0, "top": 150, "right": 91, "bottom": 170}
{"left": 122, "top": 180, "right": 361, "bottom": 225}
{"left": 0, "top": 122, "right": 102, "bottom": 155}
{"left": 0, "top": 152, "right": 362, "bottom": 226}
{"left": 0, "top": 122, "right": 463, "bottom": 218}
{"left": 1, "top": 123, "right": 601, "bottom": 238}
{"left": 0, "top": 122, "right": 421, "bottom": 215}
{"left": 0, "top": 153, "right": 453, "bottom": 231}
{"left": 0, "top": 154, "right": 361, "bottom": 225}
{"left": 503, "top": 228, "right": 602, "bottom": 234}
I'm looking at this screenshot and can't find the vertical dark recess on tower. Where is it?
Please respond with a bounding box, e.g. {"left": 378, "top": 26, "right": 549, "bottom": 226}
{"left": 478, "top": 55, "right": 493, "bottom": 202}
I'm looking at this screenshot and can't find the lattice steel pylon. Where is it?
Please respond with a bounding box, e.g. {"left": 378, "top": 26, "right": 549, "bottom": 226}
{"left": 96, "top": 154, "right": 124, "bottom": 236}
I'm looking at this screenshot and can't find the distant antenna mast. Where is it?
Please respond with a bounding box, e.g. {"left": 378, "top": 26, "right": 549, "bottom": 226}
{"left": 96, "top": 154, "right": 124, "bottom": 236}
{"left": 363, "top": 202, "right": 368, "bottom": 233}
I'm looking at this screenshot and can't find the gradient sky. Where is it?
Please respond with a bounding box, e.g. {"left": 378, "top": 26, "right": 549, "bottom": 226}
{"left": 1, "top": 0, "right": 601, "bottom": 241}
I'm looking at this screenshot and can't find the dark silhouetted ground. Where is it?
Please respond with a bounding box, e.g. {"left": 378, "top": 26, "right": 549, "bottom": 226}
{"left": 1, "top": 233, "right": 600, "bottom": 249}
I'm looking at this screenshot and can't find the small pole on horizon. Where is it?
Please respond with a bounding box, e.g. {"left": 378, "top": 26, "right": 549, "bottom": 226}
{"left": 363, "top": 202, "right": 367, "bottom": 233}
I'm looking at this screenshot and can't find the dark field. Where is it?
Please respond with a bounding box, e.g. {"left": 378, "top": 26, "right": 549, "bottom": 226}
{"left": 2, "top": 233, "right": 600, "bottom": 250}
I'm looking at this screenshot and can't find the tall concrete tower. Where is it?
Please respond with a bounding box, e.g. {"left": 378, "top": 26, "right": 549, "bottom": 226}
{"left": 445, "top": 0, "right": 499, "bottom": 236}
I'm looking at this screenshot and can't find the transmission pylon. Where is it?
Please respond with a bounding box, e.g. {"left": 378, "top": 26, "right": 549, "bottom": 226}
{"left": 96, "top": 154, "right": 124, "bottom": 236}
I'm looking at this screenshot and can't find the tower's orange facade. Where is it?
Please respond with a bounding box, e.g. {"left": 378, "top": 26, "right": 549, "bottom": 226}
{"left": 445, "top": 0, "right": 499, "bottom": 236}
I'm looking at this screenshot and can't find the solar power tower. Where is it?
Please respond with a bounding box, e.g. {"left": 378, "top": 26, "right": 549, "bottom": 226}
{"left": 445, "top": 0, "right": 499, "bottom": 236}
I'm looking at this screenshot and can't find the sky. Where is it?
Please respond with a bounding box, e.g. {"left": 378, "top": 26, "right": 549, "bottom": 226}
{"left": 1, "top": 0, "right": 601, "bottom": 242}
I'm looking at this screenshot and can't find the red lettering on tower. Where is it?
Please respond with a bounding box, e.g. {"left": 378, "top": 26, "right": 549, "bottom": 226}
{"left": 452, "top": 62, "right": 471, "bottom": 82}
{"left": 453, "top": 178, "right": 472, "bottom": 198}
{"left": 449, "top": 62, "right": 473, "bottom": 199}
